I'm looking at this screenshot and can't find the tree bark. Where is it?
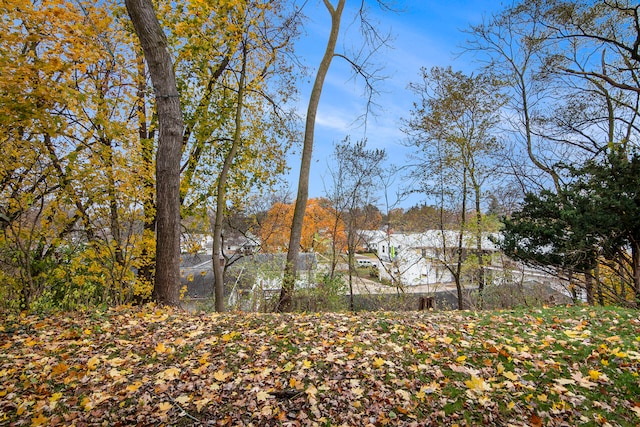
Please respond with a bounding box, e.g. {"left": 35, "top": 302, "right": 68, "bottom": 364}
{"left": 276, "top": 0, "right": 345, "bottom": 312}
{"left": 125, "top": 0, "right": 183, "bottom": 306}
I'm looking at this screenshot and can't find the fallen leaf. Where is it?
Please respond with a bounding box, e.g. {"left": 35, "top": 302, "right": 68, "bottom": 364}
{"left": 157, "top": 367, "right": 180, "bottom": 381}
{"left": 213, "top": 369, "right": 231, "bottom": 382}
{"left": 256, "top": 390, "right": 271, "bottom": 402}
{"left": 373, "top": 357, "right": 385, "bottom": 368}
{"left": 87, "top": 356, "right": 100, "bottom": 371}
{"left": 155, "top": 342, "right": 167, "bottom": 353}
{"left": 465, "top": 375, "right": 491, "bottom": 393}
{"left": 195, "top": 397, "right": 210, "bottom": 412}
{"left": 503, "top": 371, "right": 519, "bottom": 381}
{"left": 126, "top": 380, "right": 142, "bottom": 392}
{"left": 175, "top": 395, "right": 191, "bottom": 405}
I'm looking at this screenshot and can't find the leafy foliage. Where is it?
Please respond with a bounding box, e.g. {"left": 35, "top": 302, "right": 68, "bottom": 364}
{"left": 260, "top": 198, "right": 346, "bottom": 254}
{"left": 0, "top": 0, "right": 151, "bottom": 310}
{"left": 499, "top": 150, "right": 640, "bottom": 304}
{"left": 0, "top": 0, "right": 297, "bottom": 311}
{"left": 1, "top": 305, "right": 639, "bottom": 425}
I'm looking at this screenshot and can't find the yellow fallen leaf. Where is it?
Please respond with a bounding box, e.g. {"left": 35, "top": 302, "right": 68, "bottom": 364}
{"left": 222, "top": 331, "right": 239, "bottom": 342}
{"left": 158, "top": 402, "right": 172, "bottom": 412}
{"left": 175, "top": 395, "right": 191, "bottom": 405}
{"left": 30, "top": 413, "right": 48, "bottom": 426}
{"left": 157, "top": 367, "right": 180, "bottom": 381}
{"left": 373, "top": 357, "right": 385, "bottom": 368}
{"left": 283, "top": 361, "right": 294, "bottom": 372}
{"left": 87, "top": 356, "right": 100, "bottom": 371}
{"left": 478, "top": 395, "right": 492, "bottom": 406}
{"left": 213, "top": 369, "right": 231, "bottom": 382}
{"left": 198, "top": 352, "right": 210, "bottom": 364}
{"left": 465, "top": 375, "right": 491, "bottom": 392}
{"left": 109, "top": 368, "right": 123, "bottom": 380}
{"left": 256, "top": 390, "right": 271, "bottom": 402}
{"left": 126, "top": 381, "right": 143, "bottom": 393}
{"left": 456, "top": 355, "right": 467, "bottom": 363}
{"left": 155, "top": 342, "right": 167, "bottom": 354}
{"left": 195, "top": 397, "right": 210, "bottom": 412}
{"left": 51, "top": 363, "right": 68, "bottom": 377}
{"left": 503, "top": 371, "right": 519, "bottom": 381}
{"left": 588, "top": 370, "right": 601, "bottom": 381}
{"left": 302, "top": 359, "right": 312, "bottom": 369}
{"left": 563, "top": 329, "right": 580, "bottom": 338}
{"left": 306, "top": 384, "right": 318, "bottom": 398}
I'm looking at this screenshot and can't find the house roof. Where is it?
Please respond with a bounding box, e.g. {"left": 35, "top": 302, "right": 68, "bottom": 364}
{"left": 359, "top": 230, "right": 499, "bottom": 251}
{"left": 228, "top": 253, "right": 317, "bottom": 271}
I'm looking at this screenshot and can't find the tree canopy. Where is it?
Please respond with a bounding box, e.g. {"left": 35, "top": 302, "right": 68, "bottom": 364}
{"left": 499, "top": 149, "right": 640, "bottom": 305}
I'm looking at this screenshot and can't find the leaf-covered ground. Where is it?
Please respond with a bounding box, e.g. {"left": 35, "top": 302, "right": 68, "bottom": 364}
{"left": 1, "top": 305, "right": 639, "bottom": 426}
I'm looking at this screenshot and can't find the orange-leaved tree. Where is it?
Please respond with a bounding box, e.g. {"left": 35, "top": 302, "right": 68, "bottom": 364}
{"left": 261, "top": 198, "right": 346, "bottom": 255}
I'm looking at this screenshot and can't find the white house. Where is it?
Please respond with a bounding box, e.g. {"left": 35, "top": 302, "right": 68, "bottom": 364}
{"left": 360, "top": 229, "right": 505, "bottom": 288}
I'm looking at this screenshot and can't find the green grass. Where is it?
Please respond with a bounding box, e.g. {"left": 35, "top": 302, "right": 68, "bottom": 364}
{"left": 0, "top": 305, "right": 639, "bottom": 426}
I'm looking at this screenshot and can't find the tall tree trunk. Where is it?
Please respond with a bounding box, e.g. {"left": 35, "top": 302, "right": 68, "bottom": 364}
{"left": 276, "top": 0, "right": 345, "bottom": 312}
{"left": 455, "top": 170, "right": 468, "bottom": 310}
{"left": 125, "top": 0, "right": 183, "bottom": 306}
{"left": 472, "top": 178, "right": 485, "bottom": 299}
{"left": 585, "top": 270, "right": 594, "bottom": 305}
{"left": 212, "top": 44, "right": 247, "bottom": 312}
{"left": 595, "top": 263, "right": 604, "bottom": 306}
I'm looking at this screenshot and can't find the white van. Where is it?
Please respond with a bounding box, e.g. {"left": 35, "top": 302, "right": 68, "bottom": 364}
{"left": 357, "top": 259, "right": 376, "bottom": 268}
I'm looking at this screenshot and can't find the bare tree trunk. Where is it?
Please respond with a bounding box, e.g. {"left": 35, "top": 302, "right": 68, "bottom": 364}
{"left": 276, "top": 0, "right": 345, "bottom": 312}
{"left": 212, "top": 44, "right": 248, "bottom": 312}
{"left": 455, "top": 171, "right": 468, "bottom": 310}
{"left": 471, "top": 175, "right": 485, "bottom": 299}
{"left": 125, "top": 0, "right": 183, "bottom": 306}
{"left": 585, "top": 271, "right": 594, "bottom": 305}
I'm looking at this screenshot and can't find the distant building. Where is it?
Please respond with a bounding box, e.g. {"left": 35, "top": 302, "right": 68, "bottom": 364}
{"left": 180, "top": 231, "right": 260, "bottom": 255}
{"left": 357, "top": 229, "right": 567, "bottom": 299}
{"left": 180, "top": 252, "right": 318, "bottom": 311}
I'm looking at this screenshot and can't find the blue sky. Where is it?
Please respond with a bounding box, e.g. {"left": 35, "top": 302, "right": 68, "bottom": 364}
{"left": 284, "top": 0, "right": 507, "bottom": 209}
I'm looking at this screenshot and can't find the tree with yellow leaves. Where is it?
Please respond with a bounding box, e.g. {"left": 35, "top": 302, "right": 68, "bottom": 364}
{"left": 157, "top": 0, "right": 300, "bottom": 311}
{"left": 1, "top": 0, "right": 152, "bottom": 309}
